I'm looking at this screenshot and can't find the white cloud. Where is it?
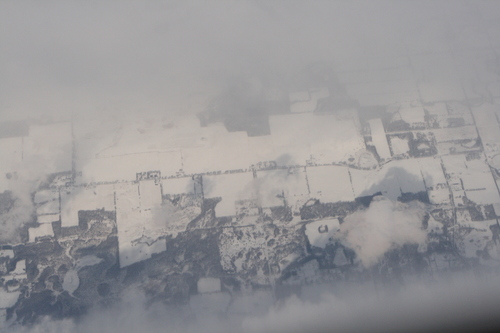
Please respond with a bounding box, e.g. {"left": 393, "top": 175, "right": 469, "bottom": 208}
{"left": 334, "top": 196, "right": 427, "bottom": 267}
{"left": 0, "top": 182, "right": 36, "bottom": 244}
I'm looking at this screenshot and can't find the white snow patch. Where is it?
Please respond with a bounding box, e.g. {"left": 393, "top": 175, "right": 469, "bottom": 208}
{"left": 368, "top": 119, "right": 391, "bottom": 160}
{"left": 256, "top": 168, "right": 309, "bottom": 210}
{"left": 75, "top": 255, "right": 103, "bottom": 270}
{"left": 0, "top": 249, "right": 14, "bottom": 258}
{"left": 34, "top": 189, "right": 59, "bottom": 204}
{"left": 161, "top": 177, "right": 197, "bottom": 196}
{"left": 28, "top": 223, "right": 54, "bottom": 243}
{"left": 0, "top": 290, "right": 20, "bottom": 309}
{"left": 60, "top": 184, "right": 115, "bottom": 227}
{"left": 115, "top": 182, "right": 166, "bottom": 267}
{"left": 307, "top": 166, "right": 354, "bottom": 203}
{"left": 11, "top": 260, "right": 26, "bottom": 276}
{"left": 305, "top": 219, "right": 340, "bottom": 248}
{"left": 36, "top": 200, "right": 59, "bottom": 215}
{"left": 62, "top": 270, "right": 80, "bottom": 295}
{"left": 203, "top": 172, "right": 255, "bottom": 217}
{"left": 389, "top": 136, "right": 410, "bottom": 156}
{"left": 139, "top": 180, "right": 162, "bottom": 211}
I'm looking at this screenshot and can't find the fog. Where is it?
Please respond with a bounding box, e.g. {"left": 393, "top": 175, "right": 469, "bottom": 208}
{"left": 2, "top": 0, "right": 498, "bottom": 121}
{"left": 2, "top": 0, "right": 500, "bottom": 332}
{"left": 6, "top": 277, "right": 500, "bottom": 333}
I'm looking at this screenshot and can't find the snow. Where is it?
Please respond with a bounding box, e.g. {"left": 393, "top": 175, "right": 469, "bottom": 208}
{"left": 427, "top": 187, "right": 451, "bottom": 205}
{"left": 269, "top": 113, "right": 365, "bottom": 165}
{"left": 161, "top": 177, "right": 197, "bottom": 196}
{"left": 357, "top": 150, "right": 378, "bottom": 169}
{"left": 399, "top": 105, "right": 426, "bottom": 126}
{"left": 442, "top": 155, "right": 500, "bottom": 205}
{"left": 472, "top": 104, "right": 499, "bottom": 128}
{"left": 457, "top": 220, "right": 497, "bottom": 258}
{"left": 0, "top": 249, "right": 14, "bottom": 258}
{"left": 36, "top": 200, "right": 59, "bottom": 215}
{"left": 257, "top": 168, "right": 308, "bottom": 209}
{"left": 418, "top": 157, "right": 447, "bottom": 187}
{"left": 75, "top": 255, "right": 103, "bottom": 269}
{"left": 139, "top": 180, "right": 162, "bottom": 211}
{"left": 305, "top": 219, "right": 340, "bottom": 248}
{"left": 477, "top": 126, "right": 500, "bottom": 157}
{"left": 471, "top": 103, "right": 500, "bottom": 159}
{"left": 433, "top": 126, "right": 478, "bottom": 143}
{"left": 0, "top": 290, "right": 20, "bottom": 309}
{"left": 37, "top": 214, "right": 60, "bottom": 224}
{"left": 79, "top": 151, "right": 180, "bottom": 183}
{"left": 368, "top": 119, "right": 391, "bottom": 160}
{"left": 12, "top": 260, "right": 25, "bottom": 275}
{"left": 6, "top": 260, "right": 27, "bottom": 280}
{"left": 75, "top": 113, "right": 365, "bottom": 184}
{"left": 425, "top": 103, "right": 448, "bottom": 117}
{"left": 203, "top": 172, "right": 255, "bottom": 217}
{"left": 219, "top": 227, "right": 257, "bottom": 272}
{"left": 494, "top": 203, "right": 500, "bottom": 217}
{"left": 427, "top": 215, "right": 444, "bottom": 235}
{"left": 28, "top": 223, "right": 54, "bottom": 243}
{"left": 60, "top": 184, "right": 115, "bottom": 227}
{"left": 182, "top": 127, "right": 251, "bottom": 174}
{"left": 389, "top": 136, "right": 410, "bottom": 156}
{"left": 306, "top": 165, "right": 355, "bottom": 203}
{"left": 115, "top": 182, "right": 166, "bottom": 267}
{"left": 34, "top": 189, "right": 59, "bottom": 204}
{"left": 62, "top": 270, "right": 79, "bottom": 294}
{"left": 490, "top": 155, "right": 500, "bottom": 171}
{"left": 197, "top": 277, "right": 221, "bottom": 293}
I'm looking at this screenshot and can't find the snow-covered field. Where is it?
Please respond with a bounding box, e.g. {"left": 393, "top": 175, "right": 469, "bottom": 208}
{"left": 306, "top": 165, "right": 354, "bottom": 203}
{"left": 60, "top": 184, "right": 115, "bottom": 227}
{"left": 305, "top": 219, "right": 340, "bottom": 248}
{"left": 368, "top": 119, "right": 391, "bottom": 160}
{"left": 115, "top": 182, "right": 166, "bottom": 267}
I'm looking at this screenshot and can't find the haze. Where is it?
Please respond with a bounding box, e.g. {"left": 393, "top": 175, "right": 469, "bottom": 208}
{"left": 2, "top": 1, "right": 500, "bottom": 332}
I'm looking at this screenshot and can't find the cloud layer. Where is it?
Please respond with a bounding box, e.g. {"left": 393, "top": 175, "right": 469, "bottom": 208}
{"left": 7, "top": 274, "right": 500, "bottom": 333}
